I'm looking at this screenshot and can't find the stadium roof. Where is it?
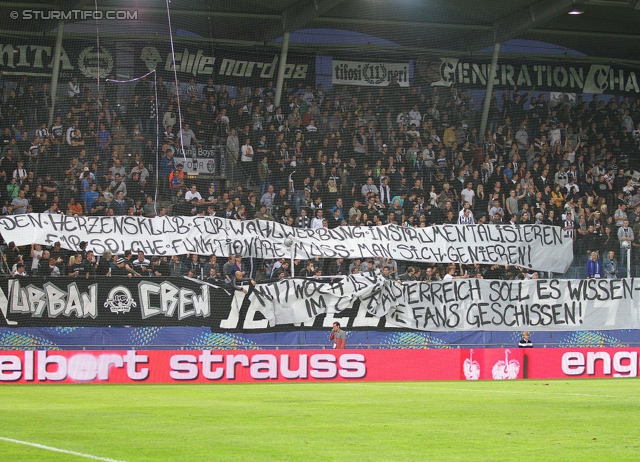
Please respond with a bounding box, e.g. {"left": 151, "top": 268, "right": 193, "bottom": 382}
{"left": 1, "top": 0, "right": 639, "bottom": 62}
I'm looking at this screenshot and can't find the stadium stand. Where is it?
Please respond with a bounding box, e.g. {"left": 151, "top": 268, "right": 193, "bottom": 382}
{"left": 2, "top": 65, "right": 640, "bottom": 281}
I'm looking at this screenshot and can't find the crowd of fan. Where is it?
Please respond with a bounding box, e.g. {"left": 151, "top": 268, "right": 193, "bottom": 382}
{"left": 2, "top": 68, "right": 640, "bottom": 279}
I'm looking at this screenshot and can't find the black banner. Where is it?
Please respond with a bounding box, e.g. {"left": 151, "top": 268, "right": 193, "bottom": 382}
{"left": 0, "top": 277, "right": 233, "bottom": 327}
{"left": 135, "top": 44, "right": 315, "bottom": 86}
{"left": 0, "top": 276, "right": 383, "bottom": 332}
{"left": 0, "top": 39, "right": 315, "bottom": 87}
{"left": 0, "top": 39, "right": 115, "bottom": 80}
{"left": 416, "top": 56, "right": 640, "bottom": 95}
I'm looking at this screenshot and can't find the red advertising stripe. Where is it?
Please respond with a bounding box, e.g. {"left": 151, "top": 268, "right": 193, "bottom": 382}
{"left": 12, "top": 347, "right": 635, "bottom": 383}
{"left": 525, "top": 347, "right": 639, "bottom": 379}
{"left": 0, "top": 349, "right": 526, "bottom": 384}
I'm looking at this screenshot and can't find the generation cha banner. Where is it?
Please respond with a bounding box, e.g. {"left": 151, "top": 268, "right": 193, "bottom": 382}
{"left": 0, "top": 215, "right": 573, "bottom": 273}
{"left": 333, "top": 60, "right": 410, "bottom": 87}
{"left": 416, "top": 56, "right": 640, "bottom": 95}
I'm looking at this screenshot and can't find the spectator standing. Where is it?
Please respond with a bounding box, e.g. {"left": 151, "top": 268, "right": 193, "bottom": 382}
{"left": 240, "top": 137, "right": 254, "bottom": 184}
{"left": 618, "top": 219, "right": 634, "bottom": 264}
{"left": 586, "top": 251, "right": 604, "bottom": 279}
{"left": 330, "top": 322, "right": 347, "bottom": 349}
{"left": 603, "top": 250, "right": 617, "bottom": 279}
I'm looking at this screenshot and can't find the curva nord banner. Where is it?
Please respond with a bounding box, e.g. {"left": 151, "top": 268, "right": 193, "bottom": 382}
{"left": 1, "top": 275, "right": 640, "bottom": 333}
{"left": 135, "top": 44, "right": 315, "bottom": 86}
{"left": 0, "top": 39, "right": 314, "bottom": 86}
{"left": 0, "top": 215, "right": 573, "bottom": 273}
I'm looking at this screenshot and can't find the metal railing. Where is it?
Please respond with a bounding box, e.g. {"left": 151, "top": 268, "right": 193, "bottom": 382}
{"left": 3, "top": 341, "right": 640, "bottom": 350}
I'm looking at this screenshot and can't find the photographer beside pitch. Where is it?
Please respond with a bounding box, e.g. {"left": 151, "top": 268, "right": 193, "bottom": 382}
{"left": 330, "top": 322, "right": 347, "bottom": 349}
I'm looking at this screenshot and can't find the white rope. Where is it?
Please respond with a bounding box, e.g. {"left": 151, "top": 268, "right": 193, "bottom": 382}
{"left": 105, "top": 71, "right": 161, "bottom": 207}
{"left": 105, "top": 69, "right": 156, "bottom": 84}
{"left": 166, "top": 0, "right": 187, "bottom": 167}
{"left": 94, "top": 0, "right": 100, "bottom": 112}
{"left": 153, "top": 70, "right": 160, "bottom": 207}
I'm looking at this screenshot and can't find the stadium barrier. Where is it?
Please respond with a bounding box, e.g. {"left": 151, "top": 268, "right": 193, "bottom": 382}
{"left": 0, "top": 347, "right": 636, "bottom": 383}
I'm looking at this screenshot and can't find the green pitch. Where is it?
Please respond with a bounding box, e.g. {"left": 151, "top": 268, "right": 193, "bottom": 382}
{"left": 1, "top": 380, "right": 639, "bottom": 461}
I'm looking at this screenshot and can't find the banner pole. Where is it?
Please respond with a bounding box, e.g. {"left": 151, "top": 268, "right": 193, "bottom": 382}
{"left": 479, "top": 42, "right": 500, "bottom": 141}
{"left": 48, "top": 20, "right": 65, "bottom": 127}
{"left": 274, "top": 32, "right": 290, "bottom": 108}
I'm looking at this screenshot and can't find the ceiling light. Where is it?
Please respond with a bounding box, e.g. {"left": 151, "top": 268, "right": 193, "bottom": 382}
{"left": 568, "top": 8, "right": 584, "bottom": 14}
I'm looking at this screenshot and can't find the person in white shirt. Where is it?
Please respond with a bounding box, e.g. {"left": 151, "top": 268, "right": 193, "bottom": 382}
{"left": 260, "top": 184, "right": 276, "bottom": 208}
{"left": 185, "top": 184, "right": 203, "bottom": 203}
{"left": 442, "top": 266, "right": 469, "bottom": 281}
{"left": 186, "top": 78, "right": 199, "bottom": 99}
{"left": 396, "top": 109, "right": 410, "bottom": 127}
{"left": 240, "top": 137, "right": 255, "bottom": 183}
{"left": 361, "top": 177, "right": 379, "bottom": 197}
{"left": 241, "top": 138, "right": 254, "bottom": 162}
{"left": 458, "top": 202, "right": 475, "bottom": 224}
{"left": 548, "top": 123, "right": 562, "bottom": 148}
{"left": 179, "top": 123, "right": 200, "bottom": 147}
{"left": 36, "top": 122, "right": 50, "bottom": 141}
{"left": 163, "top": 104, "right": 177, "bottom": 130}
{"left": 129, "top": 161, "right": 149, "bottom": 184}
{"left": 311, "top": 209, "right": 325, "bottom": 228}
{"left": 409, "top": 105, "right": 422, "bottom": 127}
{"left": 302, "top": 86, "right": 314, "bottom": 105}
{"left": 422, "top": 143, "right": 435, "bottom": 168}
{"left": 622, "top": 109, "right": 634, "bottom": 133}
{"left": 460, "top": 182, "right": 475, "bottom": 207}
{"left": 458, "top": 207, "right": 475, "bottom": 225}
{"left": 68, "top": 77, "right": 80, "bottom": 99}
{"left": 618, "top": 218, "right": 634, "bottom": 263}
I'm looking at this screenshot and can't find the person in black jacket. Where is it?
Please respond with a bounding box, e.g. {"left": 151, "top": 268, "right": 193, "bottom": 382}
{"left": 83, "top": 250, "right": 97, "bottom": 278}
{"left": 298, "top": 260, "right": 316, "bottom": 277}
{"left": 96, "top": 251, "right": 112, "bottom": 276}
{"left": 111, "top": 256, "right": 130, "bottom": 277}
{"left": 68, "top": 252, "right": 86, "bottom": 278}
{"left": 37, "top": 250, "right": 51, "bottom": 276}
{"left": 150, "top": 256, "right": 170, "bottom": 277}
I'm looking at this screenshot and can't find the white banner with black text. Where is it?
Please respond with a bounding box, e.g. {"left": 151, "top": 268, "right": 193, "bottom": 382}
{"left": 249, "top": 275, "right": 640, "bottom": 332}
{"left": 0, "top": 215, "right": 573, "bottom": 272}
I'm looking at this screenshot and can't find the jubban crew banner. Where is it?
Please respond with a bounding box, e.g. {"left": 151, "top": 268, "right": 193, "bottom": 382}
{"left": 0, "top": 215, "right": 573, "bottom": 273}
